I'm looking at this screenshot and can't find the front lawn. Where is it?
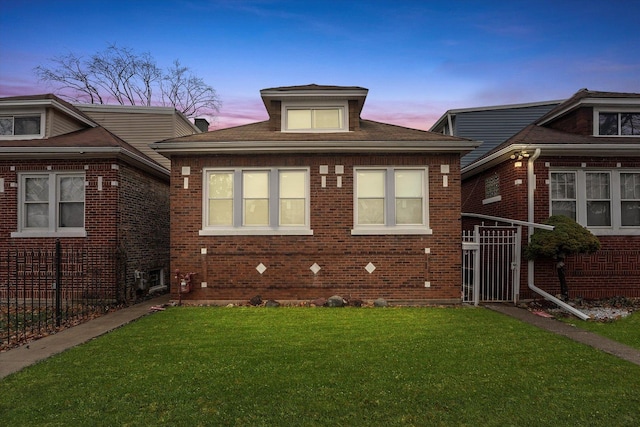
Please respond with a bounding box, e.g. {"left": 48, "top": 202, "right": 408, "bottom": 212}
{"left": 1, "top": 307, "right": 639, "bottom": 426}
{"left": 565, "top": 311, "right": 640, "bottom": 350}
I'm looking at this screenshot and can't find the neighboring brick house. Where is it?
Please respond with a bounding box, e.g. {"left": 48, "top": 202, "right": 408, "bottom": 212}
{"left": 454, "top": 89, "right": 640, "bottom": 299}
{"left": 0, "top": 94, "right": 200, "bottom": 301}
{"left": 152, "top": 84, "right": 478, "bottom": 304}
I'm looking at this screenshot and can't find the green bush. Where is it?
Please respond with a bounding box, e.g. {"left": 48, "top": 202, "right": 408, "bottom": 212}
{"left": 524, "top": 215, "right": 600, "bottom": 260}
{"left": 524, "top": 215, "right": 600, "bottom": 299}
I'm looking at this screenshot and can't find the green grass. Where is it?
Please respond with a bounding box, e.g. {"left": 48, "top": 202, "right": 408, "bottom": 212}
{"left": 564, "top": 311, "right": 640, "bottom": 350}
{"left": 1, "top": 306, "right": 639, "bottom": 426}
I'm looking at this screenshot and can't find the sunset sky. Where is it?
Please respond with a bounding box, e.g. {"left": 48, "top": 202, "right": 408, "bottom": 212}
{"left": 1, "top": 0, "right": 639, "bottom": 130}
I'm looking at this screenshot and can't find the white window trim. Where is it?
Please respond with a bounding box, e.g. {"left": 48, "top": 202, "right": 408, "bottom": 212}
{"left": 549, "top": 168, "right": 640, "bottom": 236}
{"left": 281, "top": 101, "right": 349, "bottom": 133}
{"left": 200, "top": 167, "right": 313, "bottom": 236}
{"left": 593, "top": 108, "right": 640, "bottom": 137}
{"left": 482, "top": 195, "right": 502, "bottom": 205}
{"left": 351, "top": 166, "right": 432, "bottom": 235}
{"left": 0, "top": 109, "right": 45, "bottom": 140}
{"left": 11, "top": 172, "right": 87, "bottom": 238}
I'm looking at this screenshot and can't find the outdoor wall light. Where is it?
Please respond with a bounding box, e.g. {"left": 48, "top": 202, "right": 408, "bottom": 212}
{"left": 510, "top": 150, "right": 530, "bottom": 161}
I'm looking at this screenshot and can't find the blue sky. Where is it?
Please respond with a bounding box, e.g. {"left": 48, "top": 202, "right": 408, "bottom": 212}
{"left": 1, "top": 0, "right": 639, "bottom": 130}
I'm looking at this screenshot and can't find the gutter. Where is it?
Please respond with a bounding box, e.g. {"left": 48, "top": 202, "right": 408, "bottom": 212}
{"left": 526, "top": 148, "right": 590, "bottom": 320}
{"left": 462, "top": 143, "right": 640, "bottom": 180}
{"left": 0, "top": 146, "right": 169, "bottom": 178}
{"left": 151, "top": 140, "right": 481, "bottom": 155}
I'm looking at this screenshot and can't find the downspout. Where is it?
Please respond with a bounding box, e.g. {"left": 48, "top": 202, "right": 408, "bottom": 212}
{"left": 526, "top": 148, "right": 590, "bottom": 320}
{"left": 447, "top": 113, "right": 454, "bottom": 135}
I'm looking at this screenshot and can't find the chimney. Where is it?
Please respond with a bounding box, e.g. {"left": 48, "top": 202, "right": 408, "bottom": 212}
{"left": 194, "top": 118, "right": 209, "bottom": 132}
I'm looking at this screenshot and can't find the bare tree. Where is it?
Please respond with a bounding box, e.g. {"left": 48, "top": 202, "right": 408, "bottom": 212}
{"left": 34, "top": 44, "right": 220, "bottom": 118}
{"left": 161, "top": 60, "right": 220, "bottom": 118}
{"left": 34, "top": 52, "right": 104, "bottom": 104}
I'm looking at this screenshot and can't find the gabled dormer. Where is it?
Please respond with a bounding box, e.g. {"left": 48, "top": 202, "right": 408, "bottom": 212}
{"left": 536, "top": 89, "right": 640, "bottom": 137}
{"left": 259, "top": 84, "right": 368, "bottom": 132}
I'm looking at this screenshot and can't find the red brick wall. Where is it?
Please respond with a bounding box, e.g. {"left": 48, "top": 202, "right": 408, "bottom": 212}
{"left": 463, "top": 155, "right": 640, "bottom": 299}
{"left": 117, "top": 164, "right": 170, "bottom": 294}
{"left": 546, "top": 107, "right": 593, "bottom": 135}
{"left": 0, "top": 159, "right": 119, "bottom": 297}
{"left": 462, "top": 162, "right": 529, "bottom": 219}
{"left": 0, "top": 159, "right": 170, "bottom": 301}
{"left": 170, "top": 153, "right": 463, "bottom": 303}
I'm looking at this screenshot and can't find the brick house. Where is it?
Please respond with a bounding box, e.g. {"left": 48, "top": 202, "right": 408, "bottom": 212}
{"left": 452, "top": 89, "right": 640, "bottom": 299}
{"left": 152, "top": 84, "right": 478, "bottom": 304}
{"left": 0, "top": 94, "right": 200, "bottom": 301}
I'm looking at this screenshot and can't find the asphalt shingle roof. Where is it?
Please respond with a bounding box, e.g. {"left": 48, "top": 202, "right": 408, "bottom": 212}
{"left": 158, "top": 119, "right": 473, "bottom": 144}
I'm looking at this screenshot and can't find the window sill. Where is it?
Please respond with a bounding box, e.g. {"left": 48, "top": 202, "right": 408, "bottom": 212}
{"left": 482, "top": 195, "right": 502, "bottom": 205}
{"left": 11, "top": 230, "right": 87, "bottom": 238}
{"left": 351, "top": 227, "right": 433, "bottom": 235}
{"left": 199, "top": 228, "right": 314, "bottom": 236}
{"left": 588, "top": 228, "right": 640, "bottom": 236}
{"left": 281, "top": 129, "right": 350, "bottom": 133}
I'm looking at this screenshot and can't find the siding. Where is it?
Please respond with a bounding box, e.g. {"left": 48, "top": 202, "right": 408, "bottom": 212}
{"left": 455, "top": 104, "right": 559, "bottom": 167}
{"left": 78, "top": 110, "right": 174, "bottom": 169}
{"left": 76, "top": 106, "right": 199, "bottom": 170}
{"left": 49, "top": 109, "right": 86, "bottom": 137}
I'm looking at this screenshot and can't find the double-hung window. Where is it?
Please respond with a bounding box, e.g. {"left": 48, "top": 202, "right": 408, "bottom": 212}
{"left": 282, "top": 102, "right": 348, "bottom": 132}
{"left": 202, "top": 167, "right": 311, "bottom": 235}
{"left": 550, "top": 170, "right": 640, "bottom": 234}
{"left": 621, "top": 172, "right": 640, "bottom": 227}
{"left": 13, "top": 172, "right": 86, "bottom": 237}
{"left": 550, "top": 172, "right": 577, "bottom": 220}
{"left": 352, "top": 167, "right": 431, "bottom": 235}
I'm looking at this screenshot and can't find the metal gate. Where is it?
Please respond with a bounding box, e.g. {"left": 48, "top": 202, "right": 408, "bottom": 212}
{"left": 462, "top": 225, "right": 521, "bottom": 305}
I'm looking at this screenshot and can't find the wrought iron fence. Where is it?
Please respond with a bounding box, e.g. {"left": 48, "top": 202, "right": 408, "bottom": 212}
{"left": 1, "top": 241, "right": 124, "bottom": 351}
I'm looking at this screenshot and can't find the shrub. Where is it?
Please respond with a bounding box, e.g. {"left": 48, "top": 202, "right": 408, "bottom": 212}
{"left": 524, "top": 215, "right": 600, "bottom": 299}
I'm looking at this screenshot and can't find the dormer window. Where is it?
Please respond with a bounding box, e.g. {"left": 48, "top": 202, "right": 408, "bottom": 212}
{"left": 282, "top": 102, "right": 348, "bottom": 132}
{"left": 597, "top": 111, "right": 640, "bottom": 136}
{"left": 0, "top": 113, "right": 44, "bottom": 139}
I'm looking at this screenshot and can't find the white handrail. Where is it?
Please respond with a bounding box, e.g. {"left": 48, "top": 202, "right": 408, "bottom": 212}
{"left": 462, "top": 213, "right": 554, "bottom": 230}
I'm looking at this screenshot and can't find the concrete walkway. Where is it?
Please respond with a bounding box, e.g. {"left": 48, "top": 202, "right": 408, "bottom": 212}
{"left": 0, "top": 294, "right": 171, "bottom": 380}
{"left": 486, "top": 304, "right": 640, "bottom": 366}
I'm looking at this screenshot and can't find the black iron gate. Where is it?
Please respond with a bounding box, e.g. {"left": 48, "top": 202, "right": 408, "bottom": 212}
{"left": 1, "top": 241, "right": 124, "bottom": 350}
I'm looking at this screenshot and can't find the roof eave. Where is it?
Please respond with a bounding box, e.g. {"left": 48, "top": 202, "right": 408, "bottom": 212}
{"left": 538, "top": 97, "right": 640, "bottom": 126}
{"left": 0, "top": 146, "right": 169, "bottom": 178}
{"left": 151, "top": 140, "right": 480, "bottom": 156}
{"left": 462, "top": 143, "right": 640, "bottom": 179}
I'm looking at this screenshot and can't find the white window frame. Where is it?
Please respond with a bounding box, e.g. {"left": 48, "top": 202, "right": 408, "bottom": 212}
{"left": 12, "top": 172, "right": 87, "bottom": 238}
{"left": 593, "top": 108, "right": 640, "bottom": 136}
{"left": 200, "top": 167, "right": 312, "bottom": 236}
{"left": 0, "top": 110, "right": 45, "bottom": 140}
{"left": 549, "top": 168, "right": 640, "bottom": 235}
{"left": 281, "top": 101, "right": 348, "bottom": 133}
{"left": 352, "top": 166, "right": 432, "bottom": 235}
